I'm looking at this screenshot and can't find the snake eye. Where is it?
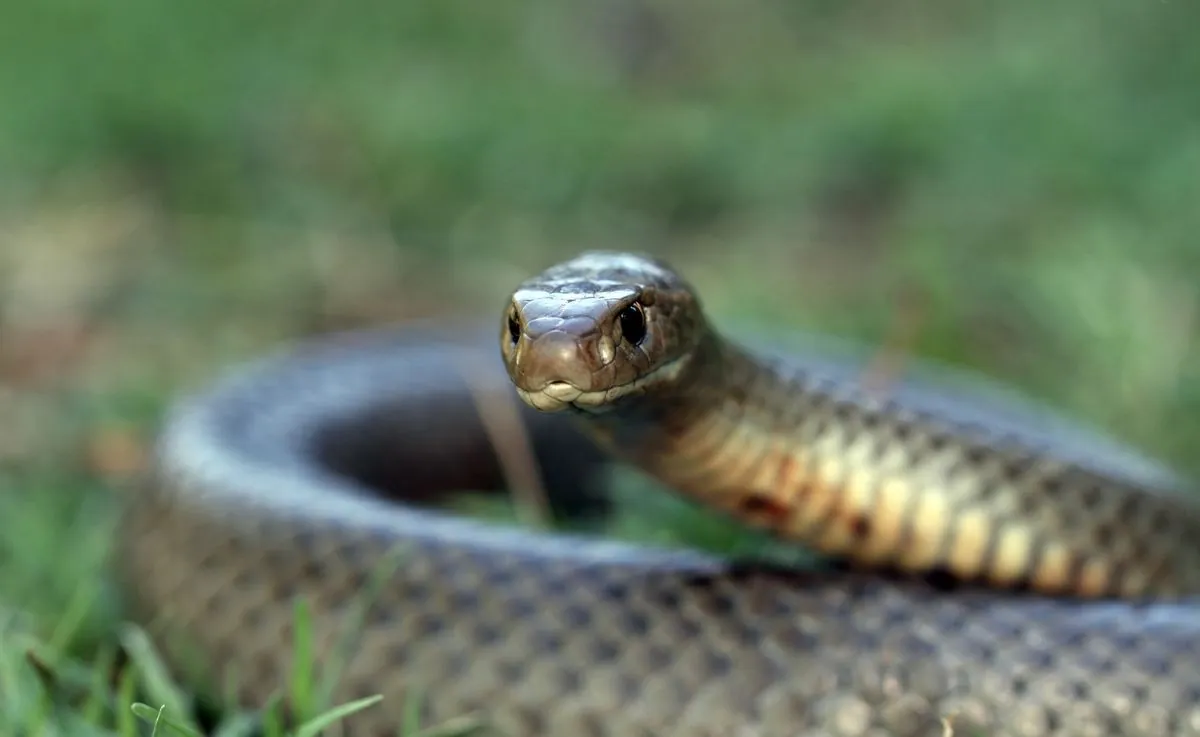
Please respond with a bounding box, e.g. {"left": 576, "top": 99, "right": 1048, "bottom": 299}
{"left": 618, "top": 302, "right": 646, "bottom": 346}
{"left": 506, "top": 308, "right": 521, "bottom": 345}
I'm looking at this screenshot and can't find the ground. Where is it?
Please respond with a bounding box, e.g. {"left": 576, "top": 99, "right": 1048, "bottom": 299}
{"left": 1, "top": 1, "right": 1199, "bottom": 734}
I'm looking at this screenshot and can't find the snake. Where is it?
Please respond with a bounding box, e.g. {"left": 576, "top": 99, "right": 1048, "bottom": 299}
{"left": 115, "top": 250, "right": 1200, "bottom": 737}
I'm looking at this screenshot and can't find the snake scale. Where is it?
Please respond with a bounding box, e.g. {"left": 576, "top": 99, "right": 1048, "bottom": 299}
{"left": 116, "top": 251, "right": 1200, "bottom": 737}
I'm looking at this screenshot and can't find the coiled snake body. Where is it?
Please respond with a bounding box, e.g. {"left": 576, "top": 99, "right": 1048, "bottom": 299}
{"left": 118, "top": 251, "right": 1200, "bottom": 736}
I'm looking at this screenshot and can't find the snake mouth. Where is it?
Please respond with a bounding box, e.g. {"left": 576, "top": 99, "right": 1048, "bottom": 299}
{"left": 516, "top": 353, "right": 691, "bottom": 414}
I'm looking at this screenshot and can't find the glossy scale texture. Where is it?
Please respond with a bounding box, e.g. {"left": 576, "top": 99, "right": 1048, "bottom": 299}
{"left": 118, "top": 254, "right": 1200, "bottom": 736}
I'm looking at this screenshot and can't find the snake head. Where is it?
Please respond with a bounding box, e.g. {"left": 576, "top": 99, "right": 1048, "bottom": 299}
{"left": 500, "top": 251, "right": 706, "bottom": 413}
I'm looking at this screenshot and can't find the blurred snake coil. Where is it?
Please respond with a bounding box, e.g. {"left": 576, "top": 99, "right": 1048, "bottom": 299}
{"left": 117, "top": 251, "right": 1200, "bottom": 737}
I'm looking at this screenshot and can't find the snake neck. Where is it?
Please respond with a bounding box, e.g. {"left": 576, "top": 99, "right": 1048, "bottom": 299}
{"left": 579, "top": 330, "right": 817, "bottom": 509}
{"left": 577, "top": 330, "right": 1200, "bottom": 598}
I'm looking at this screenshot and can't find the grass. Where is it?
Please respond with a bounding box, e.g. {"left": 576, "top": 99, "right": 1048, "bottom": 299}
{"left": 1, "top": 0, "right": 1199, "bottom": 733}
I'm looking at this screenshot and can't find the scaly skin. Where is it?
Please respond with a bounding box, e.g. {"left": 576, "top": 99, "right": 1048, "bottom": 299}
{"left": 117, "top": 253, "right": 1200, "bottom": 737}
{"left": 502, "top": 252, "right": 1200, "bottom": 598}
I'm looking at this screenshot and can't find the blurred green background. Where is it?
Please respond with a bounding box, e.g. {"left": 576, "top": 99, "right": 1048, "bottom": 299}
{"left": 1, "top": 0, "right": 1199, "bottom": 732}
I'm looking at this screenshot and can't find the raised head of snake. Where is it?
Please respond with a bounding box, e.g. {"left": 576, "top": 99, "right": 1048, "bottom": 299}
{"left": 502, "top": 251, "right": 1200, "bottom": 599}
{"left": 501, "top": 250, "right": 833, "bottom": 555}
{"left": 499, "top": 250, "right": 713, "bottom": 416}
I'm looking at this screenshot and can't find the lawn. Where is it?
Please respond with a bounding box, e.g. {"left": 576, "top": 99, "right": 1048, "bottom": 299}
{"left": 1, "top": 0, "right": 1199, "bottom": 733}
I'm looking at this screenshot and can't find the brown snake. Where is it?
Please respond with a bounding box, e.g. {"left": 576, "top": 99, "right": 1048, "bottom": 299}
{"left": 117, "top": 251, "right": 1200, "bottom": 736}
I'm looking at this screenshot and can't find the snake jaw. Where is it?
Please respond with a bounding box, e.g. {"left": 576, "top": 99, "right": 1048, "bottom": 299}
{"left": 516, "top": 383, "right": 581, "bottom": 413}
{"left": 515, "top": 353, "right": 692, "bottom": 415}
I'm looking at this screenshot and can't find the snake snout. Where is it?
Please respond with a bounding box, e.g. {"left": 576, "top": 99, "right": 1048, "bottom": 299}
{"left": 522, "top": 331, "right": 601, "bottom": 393}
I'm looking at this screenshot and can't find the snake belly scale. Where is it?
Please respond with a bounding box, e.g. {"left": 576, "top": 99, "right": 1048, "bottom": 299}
{"left": 117, "top": 251, "right": 1200, "bottom": 736}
